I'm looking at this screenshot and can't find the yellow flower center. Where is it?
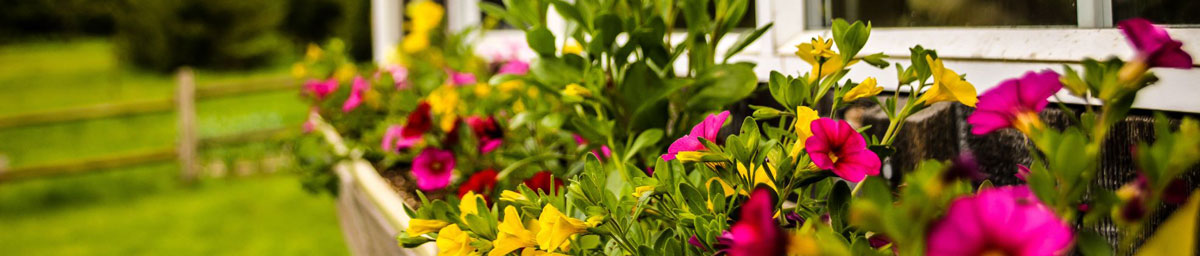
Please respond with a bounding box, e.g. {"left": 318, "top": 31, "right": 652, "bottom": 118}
{"left": 979, "top": 249, "right": 1010, "bottom": 256}
{"left": 1012, "top": 111, "right": 1044, "bottom": 136}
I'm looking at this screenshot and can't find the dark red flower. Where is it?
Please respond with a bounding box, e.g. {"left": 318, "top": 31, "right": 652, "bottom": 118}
{"left": 523, "top": 171, "right": 564, "bottom": 194}
{"left": 466, "top": 116, "right": 504, "bottom": 154}
{"left": 402, "top": 102, "right": 433, "bottom": 137}
{"left": 457, "top": 169, "right": 498, "bottom": 200}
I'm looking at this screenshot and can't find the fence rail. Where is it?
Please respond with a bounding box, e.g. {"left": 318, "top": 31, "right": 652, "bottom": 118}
{"left": 0, "top": 69, "right": 300, "bottom": 183}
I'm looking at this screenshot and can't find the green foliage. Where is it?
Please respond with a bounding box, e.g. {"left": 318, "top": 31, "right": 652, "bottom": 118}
{"left": 113, "top": 0, "right": 292, "bottom": 72}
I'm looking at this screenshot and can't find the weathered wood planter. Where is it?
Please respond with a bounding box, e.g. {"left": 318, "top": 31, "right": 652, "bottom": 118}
{"left": 311, "top": 116, "right": 435, "bottom": 256}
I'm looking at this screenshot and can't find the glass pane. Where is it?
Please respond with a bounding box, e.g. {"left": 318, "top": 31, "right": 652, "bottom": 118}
{"left": 808, "top": 0, "right": 1076, "bottom": 28}
{"left": 1113, "top": 0, "right": 1200, "bottom": 25}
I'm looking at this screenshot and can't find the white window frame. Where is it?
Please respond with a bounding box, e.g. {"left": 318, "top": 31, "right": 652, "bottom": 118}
{"left": 374, "top": 0, "right": 1200, "bottom": 113}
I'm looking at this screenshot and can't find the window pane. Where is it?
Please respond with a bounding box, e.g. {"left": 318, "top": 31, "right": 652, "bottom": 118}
{"left": 808, "top": 0, "right": 1076, "bottom": 28}
{"left": 1113, "top": 0, "right": 1200, "bottom": 25}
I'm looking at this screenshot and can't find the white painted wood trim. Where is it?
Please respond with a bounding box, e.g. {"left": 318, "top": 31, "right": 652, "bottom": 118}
{"left": 448, "top": 0, "right": 481, "bottom": 33}
{"left": 1078, "top": 0, "right": 1114, "bottom": 28}
{"left": 371, "top": 0, "right": 404, "bottom": 65}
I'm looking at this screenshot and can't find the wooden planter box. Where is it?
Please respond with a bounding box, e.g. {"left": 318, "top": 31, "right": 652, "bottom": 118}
{"left": 312, "top": 115, "right": 435, "bottom": 256}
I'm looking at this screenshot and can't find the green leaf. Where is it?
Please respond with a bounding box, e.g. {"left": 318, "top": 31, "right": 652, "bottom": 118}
{"left": 679, "top": 183, "right": 708, "bottom": 214}
{"left": 550, "top": 1, "right": 587, "bottom": 30}
{"left": 828, "top": 180, "right": 851, "bottom": 230}
{"left": 480, "top": 2, "right": 523, "bottom": 29}
{"left": 530, "top": 57, "right": 581, "bottom": 86}
{"left": 625, "top": 129, "right": 664, "bottom": 161}
{"left": 594, "top": 14, "right": 622, "bottom": 51}
{"left": 527, "top": 26, "right": 557, "bottom": 57}
{"left": 832, "top": 19, "right": 871, "bottom": 61}
{"left": 723, "top": 23, "right": 773, "bottom": 62}
{"left": 687, "top": 63, "right": 758, "bottom": 110}
{"left": 1076, "top": 229, "right": 1114, "bottom": 256}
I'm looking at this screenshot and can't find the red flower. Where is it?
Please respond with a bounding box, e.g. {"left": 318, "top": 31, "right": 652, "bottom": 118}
{"left": 523, "top": 171, "right": 564, "bottom": 193}
{"left": 387, "top": 102, "right": 432, "bottom": 151}
{"left": 720, "top": 188, "right": 787, "bottom": 256}
{"left": 466, "top": 116, "right": 504, "bottom": 154}
{"left": 457, "top": 169, "right": 498, "bottom": 200}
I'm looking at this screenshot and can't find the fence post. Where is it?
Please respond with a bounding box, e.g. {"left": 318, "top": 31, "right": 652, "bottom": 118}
{"left": 177, "top": 68, "right": 197, "bottom": 182}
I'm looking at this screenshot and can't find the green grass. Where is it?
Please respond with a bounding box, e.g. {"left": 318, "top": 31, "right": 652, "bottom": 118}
{"left": 0, "top": 39, "right": 345, "bottom": 255}
{"left": 0, "top": 166, "right": 348, "bottom": 255}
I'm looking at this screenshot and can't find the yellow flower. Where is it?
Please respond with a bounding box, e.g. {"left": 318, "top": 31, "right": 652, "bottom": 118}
{"left": 520, "top": 248, "right": 568, "bottom": 256}
{"left": 407, "top": 1, "right": 444, "bottom": 32}
{"left": 842, "top": 77, "right": 882, "bottom": 102}
{"left": 585, "top": 216, "right": 604, "bottom": 227}
{"left": 490, "top": 206, "right": 538, "bottom": 256}
{"left": 460, "top": 191, "right": 485, "bottom": 222}
{"left": 561, "top": 83, "right": 591, "bottom": 98}
{"left": 536, "top": 204, "right": 588, "bottom": 252}
{"left": 474, "top": 82, "right": 492, "bottom": 98}
{"left": 500, "top": 80, "right": 524, "bottom": 93}
{"left": 436, "top": 224, "right": 479, "bottom": 256}
{"left": 334, "top": 64, "right": 357, "bottom": 82}
{"left": 632, "top": 186, "right": 655, "bottom": 198}
{"left": 795, "top": 36, "right": 845, "bottom": 82}
{"left": 674, "top": 151, "right": 706, "bottom": 162}
{"left": 789, "top": 106, "right": 820, "bottom": 161}
{"left": 428, "top": 86, "right": 461, "bottom": 131}
{"left": 402, "top": 32, "right": 431, "bottom": 53}
{"left": 706, "top": 177, "right": 736, "bottom": 196}
{"left": 736, "top": 162, "right": 778, "bottom": 193}
{"left": 916, "top": 56, "right": 978, "bottom": 107}
{"left": 304, "top": 43, "right": 323, "bottom": 61}
{"left": 562, "top": 41, "right": 583, "bottom": 55}
{"left": 407, "top": 219, "right": 450, "bottom": 236}
{"left": 501, "top": 190, "right": 528, "bottom": 202}
{"left": 291, "top": 63, "right": 307, "bottom": 78}
{"left": 787, "top": 232, "right": 821, "bottom": 256}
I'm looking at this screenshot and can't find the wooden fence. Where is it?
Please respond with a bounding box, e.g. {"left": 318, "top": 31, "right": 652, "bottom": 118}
{"left": 0, "top": 69, "right": 299, "bottom": 182}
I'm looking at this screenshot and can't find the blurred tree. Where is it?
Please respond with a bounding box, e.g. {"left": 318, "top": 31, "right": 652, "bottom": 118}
{"left": 113, "top": 0, "right": 291, "bottom": 72}
{"left": 283, "top": 0, "right": 373, "bottom": 62}
{"left": 0, "top": 0, "right": 116, "bottom": 42}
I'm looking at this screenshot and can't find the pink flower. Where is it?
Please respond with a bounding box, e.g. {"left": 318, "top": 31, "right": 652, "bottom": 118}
{"left": 466, "top": 116, "right": 504, "bottom": 154}
{"left": 304, "top": 78, "right": 339, "bottom": 100}
{"left": 927, "top": 185, "right": 1073, "bottom": 256}
{"left": 384, "top": 65, "right": 410, "bottom": 89}
{"left": 342, "top": 76, "right": 367, "bottom": 112}
{"left": 1118, "top": 18, "right": 1193, "bottom": 69}
{"left": 805, "top": 118, "right": 881, "bottom": 182}
{"left": 720, "top": 188, "right": 787, "bottom": 256}
{"left": 498, "top": 60, "right": 529, "bottom": 75}
{"left": 449, "top": 71, "right": 477, "bottom": 86}
{"left": 572, "top": 134, "right": 612, "bottom": 160}
{"left": 302, "top": 108, "right": 318, "bottom": 133}
{"left": 966, "top": 70, "right": 1062, "bottom": 135}
{"left": 412, "top": 148, "right": 456, "bottom": 191}
{"left": 382, "top": 125, "right": 403, "bottom": 152}
{"left": 661, "top": 111, "right": 730, "bottom": 161}
{"left": 393, "top": 102, "right": 434, "bottom": 151}
{"left": 1015, "top": 164, "right": 1031, "bottom": 181}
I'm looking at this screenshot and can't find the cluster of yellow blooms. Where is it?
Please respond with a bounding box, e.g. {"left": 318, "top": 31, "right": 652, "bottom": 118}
{"left": 402, "top": 1, "right": 445, "bottom": 53}
{"left": 406, "top": 192, "right": 600, "bottom": 256}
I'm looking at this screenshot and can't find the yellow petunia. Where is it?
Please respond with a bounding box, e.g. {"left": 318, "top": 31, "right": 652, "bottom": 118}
{"left": 736, "top": 162, "right": 778, "bottom": 193}
{"left": 536, "top": 204, "right": 589, "bottom": 252}
{"left": 436, "top": 224, "right": 479, "bottom": 256}
{"left": 291, "top": 63, "right": 307, "bottom": 78}
{"left": 632, "top": 186, "right": 655, "bottom": 198}
{"left": 304, "top": 43, "right": 323, "bottom": 61}
{"left": 500, "top": 190, "right": 528, "bottom": 202}
{"left": 489, "top": 206, "right": 538, "bottom": 256}
{"left": 916, "top": 56, "right": 978, "bottom": 107}
{"left": 460, "top": 191, "right": 485, "bottom": 222}
{"left": 407, "top": 1, "right": 445, "bottom": 32}
{"left": 407, "top": 219, "right": 450, "bottom": 236}
{"left": 428, "top": 86, "right": 461, "bottom": 132}
{"left": 402, "top": 32, "right": 431, "bottom": 53}
{"left": 562, "top": 41, "right": 583, "bottom": 55}
{"left": 842, "top": 77, "right": 883, "bottom": 102}
{"left": 787, "top": 231, "right": 821, "bottom": 256}
{"left": 795, "top": 36, "right": 846, "bottom": 82}
{"left": 561, "top": 83, "right": 591, "bottom": 98}
{"left": 473, "top": 82, "right": 492, "bottom": 98}
{"left": 674, "top": 151, "right": 706, "bottom": 162}
{"left": 789, "top": 106, "right": 820, "bottom": 161}
{"left": 334, "top": 63, "right": 357, "bottom": 82}
{"left": 706, "top": 177, "right": 737, "bottom": 196}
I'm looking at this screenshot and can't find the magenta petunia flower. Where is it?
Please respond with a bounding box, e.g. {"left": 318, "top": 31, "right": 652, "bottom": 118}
{"left": 412, "top": 148, "right": 456, "bottom": 191}
{"left": 382, "top": 125, "right": 403, "bottom": 152}
{"left": 1118, "top": 18, "right": 1193, "bottom": 69}
{"left": 966, "top": 70, "right": 1062, "bottom": 136}
{"left": 498, "top": 60, "right": 530, "bottom": 75}
{"left": 661, "top": 111, "right": 730, "bottom": 161}
{"left": 927, "top": 185, "right": 1073, "bottom": 256}
{"left": 466, "top": 116, "right": 504, "bottom": 154}
{"left": 720, "top": 188, "right": 787, "bottom": 256}
{"left": 573, "top": 134, "right": 612, "bottom": 160}
{"left": 449, "top": 71, "right": 477, "bottom": 86}
{"left": 342, "top": 76, "right": 367, "bottom": 112}
{"left": 805, "top": 118, "right": 881, "bottom": 182}
{"left": 304, "top": 78, "right": 339, "bottom": 100}
{"left": 384, "top": 65, "right": 410, "bottom": 90}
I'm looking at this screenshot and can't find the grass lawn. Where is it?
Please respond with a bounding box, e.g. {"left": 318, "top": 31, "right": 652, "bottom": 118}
{"left": 0, "top": 39, "right": 347, "bottom": 255}
{"left": 0, "top": 164, "right": 348, "bottom": 255}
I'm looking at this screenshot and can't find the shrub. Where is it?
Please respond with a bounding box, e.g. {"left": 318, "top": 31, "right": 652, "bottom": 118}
{"left": 112, "top": 0, "right": 291, "bottom": 72}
